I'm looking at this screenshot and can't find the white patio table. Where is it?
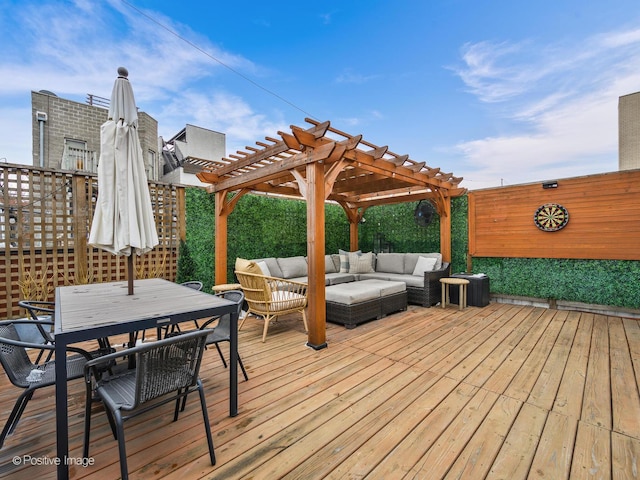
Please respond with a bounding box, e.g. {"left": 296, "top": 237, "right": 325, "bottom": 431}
{"left": 53, "top": 278, "right": 238, "bottom": 479}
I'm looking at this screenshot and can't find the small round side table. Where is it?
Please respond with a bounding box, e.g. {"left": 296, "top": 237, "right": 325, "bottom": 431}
{"left": 439, "top": 277, "right": 470, "bottom": 311}
{"left": 212, "top": 283, "right": 242, "bottom": 293}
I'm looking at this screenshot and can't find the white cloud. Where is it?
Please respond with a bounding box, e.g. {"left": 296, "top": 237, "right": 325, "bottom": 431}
{"left": 453, "top": 26, "right": 640, "bottom": 190}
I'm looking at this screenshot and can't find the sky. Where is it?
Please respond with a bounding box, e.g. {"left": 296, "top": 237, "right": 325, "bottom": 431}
{"left": 1, "top": 0, "right": 640, "bottom": 190}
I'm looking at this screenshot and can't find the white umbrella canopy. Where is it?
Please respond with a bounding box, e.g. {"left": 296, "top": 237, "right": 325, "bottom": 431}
{"left": 89, "top": 67, "right": 159, "bottom": 293}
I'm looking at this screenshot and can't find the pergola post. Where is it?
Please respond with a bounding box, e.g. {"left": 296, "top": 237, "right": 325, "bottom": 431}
{"left": 215, "top": 190, "right": 229, "bottom": 285}
{"left": 306, "top": 161, "right": 327, "bottom": 349}
{"left": 440, "top": 196, "right": 452, "bottom": 263}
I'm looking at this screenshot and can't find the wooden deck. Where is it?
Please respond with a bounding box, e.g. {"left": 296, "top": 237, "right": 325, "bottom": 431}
{"left": 1, "top": 302, "right": 640, "bottom": 479}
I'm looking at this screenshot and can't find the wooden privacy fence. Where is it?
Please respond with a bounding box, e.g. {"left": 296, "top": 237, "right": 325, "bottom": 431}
{"left": 467, "top": 169, "right": 640, "bottom": 261}
{"left": 0, "top": 163, "right": 185, "bottom": 319}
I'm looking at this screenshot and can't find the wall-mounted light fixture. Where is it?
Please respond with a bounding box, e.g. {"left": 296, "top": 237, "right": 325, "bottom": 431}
{"left": 542, "top": 181, "right": 558, "bottom": 189}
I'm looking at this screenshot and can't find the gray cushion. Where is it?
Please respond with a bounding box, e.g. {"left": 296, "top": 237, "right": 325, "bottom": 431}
{"left": 326, "top": 273, "right": 357, "bottom": 285}
{"left": 338, "top": 249, "right": 361, "bottom": 273}
{"left": 358, "top": 272, "right": 425, "bottom": 288}
{"left": 276, "top": 256, "right": 308, "bottom": 278}
{"left": 375, "top": 253, "right": 405, "bottom": 274}
{"left": 404, "top": 253, "right": 442, "bottom": 273}
{"left": 325, "top": 255, "right": 338, "bottom": 273}
{"left": 325, "top": 281, "right": 381, "bottom": 304}
{"left": 253, "top": 257, "right": 282, "bottom": 278}
{"left": 348, "top": 251, "right": 375, "bottom": 274}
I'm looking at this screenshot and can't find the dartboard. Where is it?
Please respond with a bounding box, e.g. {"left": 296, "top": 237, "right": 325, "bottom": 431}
{"left": 534, "top": 203, "right": 569, "bottom": 232}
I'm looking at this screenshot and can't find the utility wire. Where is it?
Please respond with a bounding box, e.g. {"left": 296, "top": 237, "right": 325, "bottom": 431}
{"left": 120, "top": 0, "right": 318, "bottom": 120}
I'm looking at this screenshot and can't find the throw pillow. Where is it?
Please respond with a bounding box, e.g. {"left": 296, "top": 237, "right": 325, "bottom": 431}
{"left": 235, "top": 258, "right": 263, "bottom": 276}
{"left": 348, "top": 251, "right": 375, "bottom": 274}
{"left": 412, "top": 256, "right": 438, "bottom": 276}
{"left": 256, "top": 260, "right": 271, "bottom": 276}
{"left": 338, "top": 249, "right": 361, "bottom": 273}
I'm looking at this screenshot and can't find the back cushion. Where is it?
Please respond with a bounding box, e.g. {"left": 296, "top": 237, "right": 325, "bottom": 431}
{"left": 235, "top": 257, "right": 263, "bottom": 275}
{"left": 405, "top": 253, "right": 442, "bottom": 273}
{"left": 375, "top": 253, "right": 405, "bottom": 274}
{"left": 276, "top": 256, "right": 308, "bottom": 278}
{"left": 325, "top": 255, "right": 338, "bottom": 273}
{"left": 348, "top": 251, "right": 375, "bottom": 274}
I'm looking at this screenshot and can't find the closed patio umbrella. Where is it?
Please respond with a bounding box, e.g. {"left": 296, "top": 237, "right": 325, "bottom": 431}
{"left": 89, "top": 67, "right": 159, "bottom": 294}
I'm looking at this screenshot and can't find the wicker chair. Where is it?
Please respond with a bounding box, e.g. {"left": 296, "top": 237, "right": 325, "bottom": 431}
{"left": 235, "top": 269, "right": 308, "bottom": 343}
{"left": 83, "top": 329, "right": 215, "bottom": 480}
{"left": 0, "top": 319, "right": 94, "bottom": 448}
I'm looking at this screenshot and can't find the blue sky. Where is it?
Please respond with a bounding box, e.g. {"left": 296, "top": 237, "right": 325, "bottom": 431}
{"left": 1, "top": 0, "right": 639, "bottom": 190}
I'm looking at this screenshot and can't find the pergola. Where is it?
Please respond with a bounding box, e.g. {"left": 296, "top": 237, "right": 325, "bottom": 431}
{"left": 196, "top": 118, "right": 466, "bottom": 349}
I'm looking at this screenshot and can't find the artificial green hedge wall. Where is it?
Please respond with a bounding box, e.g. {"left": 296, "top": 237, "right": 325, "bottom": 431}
{"left": 472, "top": 257, "right": 640, "bottom": 309}
{"left": 179, "top": 188, "right": 638, "bottom": 309}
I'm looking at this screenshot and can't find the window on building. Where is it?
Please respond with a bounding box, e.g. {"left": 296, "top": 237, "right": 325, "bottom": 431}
{"left": 62, "top": 138, "right": 97, "bottom": 173}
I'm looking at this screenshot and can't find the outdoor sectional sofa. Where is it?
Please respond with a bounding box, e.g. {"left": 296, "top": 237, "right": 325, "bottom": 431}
{"left": 254, "top": 252, "right": 449, "bottom": 307}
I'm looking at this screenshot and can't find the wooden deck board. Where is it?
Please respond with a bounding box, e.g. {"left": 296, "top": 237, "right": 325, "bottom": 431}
{"left": 0, "top": 303, "right": 639, "bottom": 479}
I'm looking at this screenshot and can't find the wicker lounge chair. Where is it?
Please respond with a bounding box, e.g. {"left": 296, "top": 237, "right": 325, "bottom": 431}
{"left": 235, "top": 259, "right": 308, "bottom": 343}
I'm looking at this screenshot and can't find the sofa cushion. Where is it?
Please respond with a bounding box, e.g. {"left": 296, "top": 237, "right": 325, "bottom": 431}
{"left": 235, "top": 257, "right": 263, "bottom": 276}
{"left": 358, "top": 272, "right": 425, "bottom": 288}
{"left": 253, "top": 257, "right": 282, "bottom": 278}
{"left": 256, "top": 260, "right": 271, "bottom": 276}
{"left": 325, "top": 281, "right": 381, "bottom": 305}
{"left": 375, "top": 253, "right": 405, "bottom": 274}
{"left": 348, "top": 251, "right": 375, "bottom": 274}
{"left": 339, "top": 249, "right": 361, "bottom": 273}
{"left": 326, "top": 273, "right": 357, "bottom": 285}
{"left": 412, "top": 256, "right": 438, "bottom": 276}
{"left": 325, "top": 255, "right": 338, "bottom": 273}
{"left": 276, "top": 256, "right": 307, "bottom": 278}
{"left": 405, "top": 253, "right": 442, "bottom": 273}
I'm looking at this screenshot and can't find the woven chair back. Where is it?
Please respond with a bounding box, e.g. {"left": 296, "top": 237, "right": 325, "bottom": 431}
{"left": 133, "top": 330, "right": 208, "bottom": 406}
{"left": 0, "top": 323, "right": 37, "bottom": 387}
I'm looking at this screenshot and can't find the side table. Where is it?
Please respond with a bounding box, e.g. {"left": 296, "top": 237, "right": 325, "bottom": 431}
{"left": 439, "top": 277, "right": 469, "bottom": 311}
{"left": 212, "top": 283, "right": 242, "bottom": 293}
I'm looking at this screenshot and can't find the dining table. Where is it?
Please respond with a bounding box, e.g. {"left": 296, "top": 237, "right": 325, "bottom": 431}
{"left": 53, "top": 278, "right": 239, "bottom": 480}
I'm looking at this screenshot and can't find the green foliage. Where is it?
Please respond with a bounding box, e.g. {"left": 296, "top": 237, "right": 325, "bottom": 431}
{"left": 472, "top": 257, "right": 640, "bottom": 309}
{"left": 182, "top": 189, "right": 640, "bottom": 309}
{"left": 358, "top": 203, "right": 440, "bottom": 254}
{"left": 451, "top": 196, "right": 468, "bottom": 274}
{"left": 175, "top": 240, "right": 196, "bottom": 284}
{"left": 182, "top": 187, "right": 216, "bottom": 292}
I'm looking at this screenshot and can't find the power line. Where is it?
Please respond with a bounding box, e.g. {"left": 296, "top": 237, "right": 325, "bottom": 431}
{"left": 120, "top": 0, "right": 317, "bottom": 120}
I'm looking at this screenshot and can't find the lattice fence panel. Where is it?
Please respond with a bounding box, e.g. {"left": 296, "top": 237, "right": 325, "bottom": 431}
{"left": 0, "top": 164, "right": 184, "bottom": 319}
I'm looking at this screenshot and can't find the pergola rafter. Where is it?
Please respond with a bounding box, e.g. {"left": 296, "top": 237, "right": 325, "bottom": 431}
{"left": 196, "top": 118, "right": 466, "bottom": 348}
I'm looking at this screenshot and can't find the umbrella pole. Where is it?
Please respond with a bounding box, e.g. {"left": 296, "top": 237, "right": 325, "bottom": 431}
{"left": 127, "top": 254, "right": 134, "bottom": 295}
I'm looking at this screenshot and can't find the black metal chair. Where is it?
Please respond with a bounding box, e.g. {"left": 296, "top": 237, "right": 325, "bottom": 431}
{"left": 198, "top": 290, "right": 249, "bottom": 381}
{"left": 83, "top": 329, "right": 215, "bottom": 480}
{"left": 0, "top": 319, "right": 94, "bottom": 448}
{"left": 16, "top": 300, "right": 55, "bottom": 363}
{"left": 152, "top": 281, "right": 205, "bottom": 340}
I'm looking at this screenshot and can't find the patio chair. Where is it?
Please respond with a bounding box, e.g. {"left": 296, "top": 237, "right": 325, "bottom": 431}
{"left": 0, "top": 319, "right": 94, "bottom": 448}
{"left": 198, "top": 290, "right": 249, "bottom": 381}
{"left": 83, "top": 329, "right": 215, "bottom": 480}
{"left": 153, "top": 281, "right": 205, "bottom": 339}
{"left": 235, "top": 266, "right": 308, "bottom": 343}
{"left": 16, "top": 300, "right": 55, "bottom": 364}
{"left": 167, "top": 290, "right": 248, "bottom": 383}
